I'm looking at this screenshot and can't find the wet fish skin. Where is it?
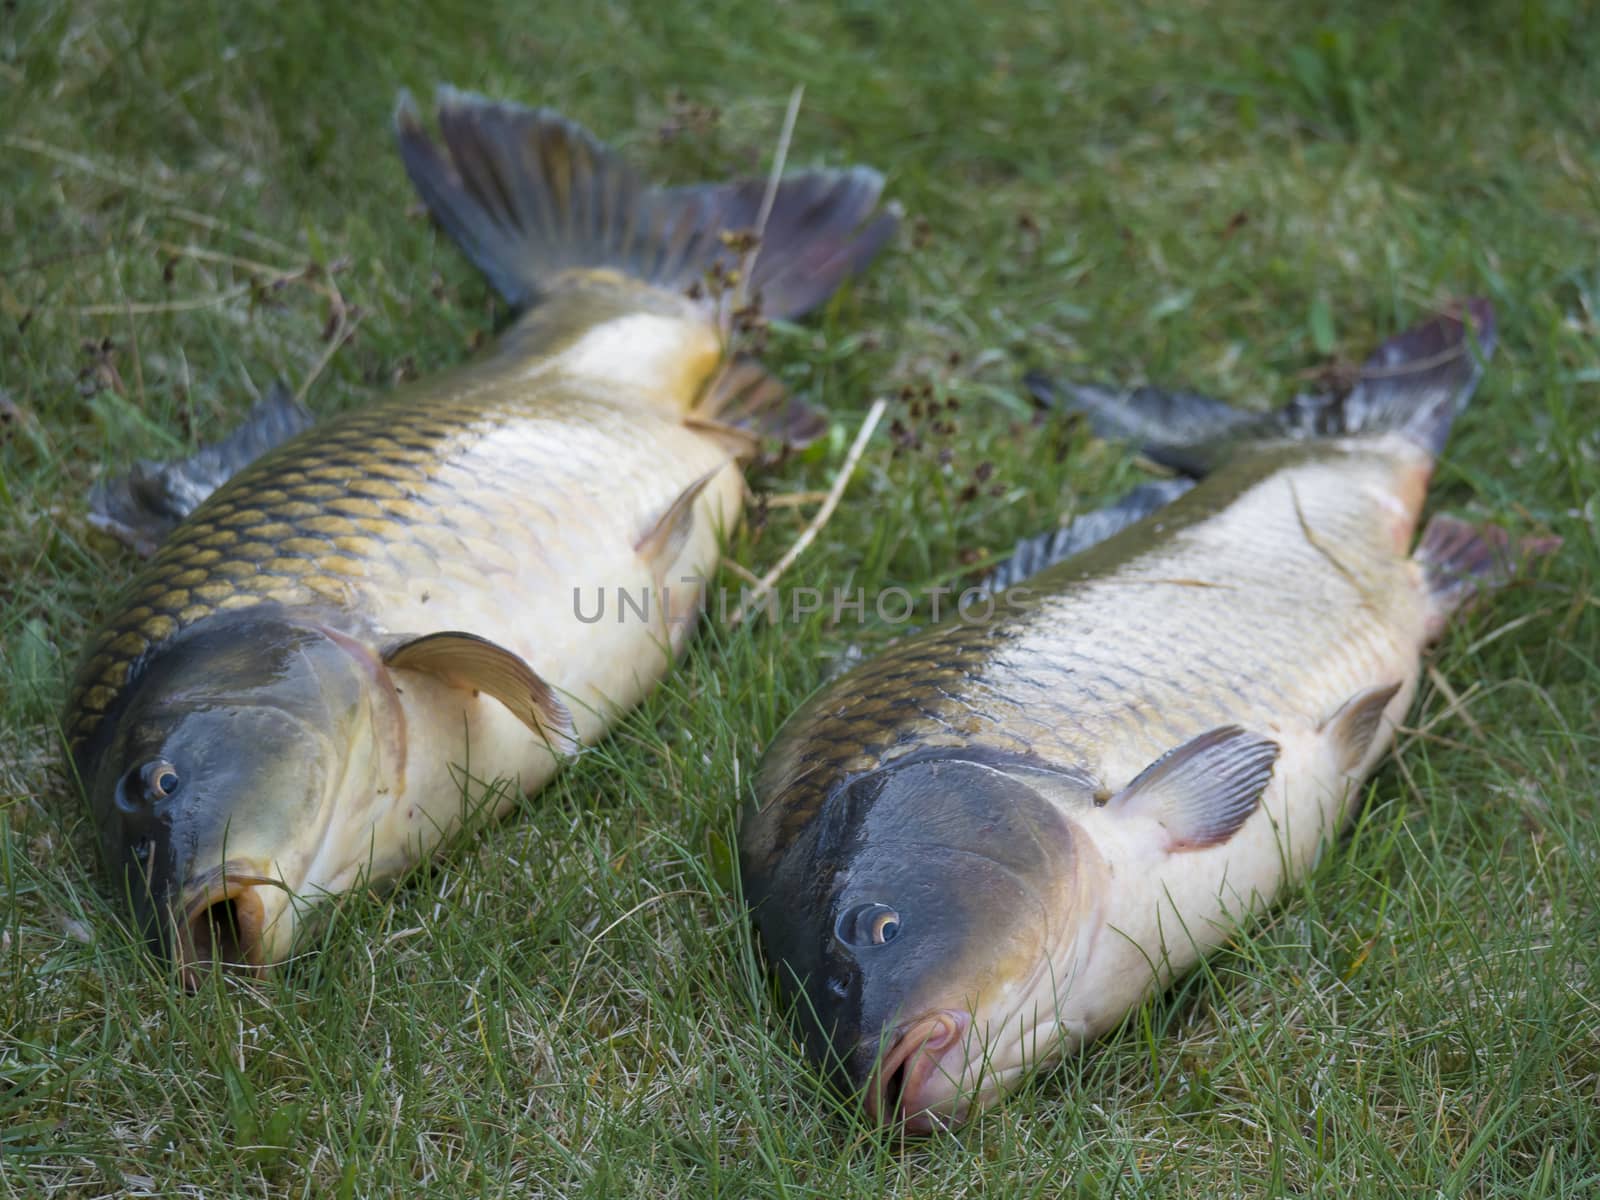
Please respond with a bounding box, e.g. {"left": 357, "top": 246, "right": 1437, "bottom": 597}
{"left": 71, "top": 281, "right": 735, "bottom": 755}
{"left": 74, "top": 293, "right": 735, "bottom": 967}
{"left": 67, "top": 90, "right": 896, "bottom": 980}
{"left": 741, "top": 302, "right": 1527, "bottom": 1130}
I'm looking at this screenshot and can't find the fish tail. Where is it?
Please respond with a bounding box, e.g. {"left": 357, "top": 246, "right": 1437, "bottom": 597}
{"left": 1315, "top": 298, "right": 1496, "bottom": 457}
{"left": 394, "top": 87, "right": 898, "bottom": 319}
{"left": 1026, "top": 300, "right": 1496, "bottom": 474}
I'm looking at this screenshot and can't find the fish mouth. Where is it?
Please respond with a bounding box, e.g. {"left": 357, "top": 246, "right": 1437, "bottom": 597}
{"left": 173, "top": 862, "right": 291, "bottom": 989}
{"left": 863, "top": 1010, "right": 972, "bottom": 1134}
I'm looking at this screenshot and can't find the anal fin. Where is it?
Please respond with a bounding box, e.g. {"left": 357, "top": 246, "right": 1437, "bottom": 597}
{"left": 985, "top": 479, "right": 1194, "bottom": 593}
{"left": 1415, "top": 514, "right": 1560, "bottom": 636}
{"left": 1320, "top": 682, "right": 1403, "bottom": 773}
{"left": 1109, "top": 725, "right": 1280, "bottom": 852}
{"left": 692, "top": 355, "right": 826, "bottom": 458}
{"left": 383, "top": 631, "right": 577, "bottom": 754}
{"left": 684, "top": 416, "right": 763, "bottom": 459}
{"left": 88, "top": 382, "right": 313, "bottom": 556}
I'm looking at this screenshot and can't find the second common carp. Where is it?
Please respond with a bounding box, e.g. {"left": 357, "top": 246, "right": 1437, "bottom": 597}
{"left": 66, "top": 87, "right": 895, "bottom": 982}
{"left": 740, "top": 302, "right": 1545, "bottom": 1131}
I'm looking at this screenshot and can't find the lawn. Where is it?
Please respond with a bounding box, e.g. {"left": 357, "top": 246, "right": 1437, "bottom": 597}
{"left": 2, "top": 0, "right": 1597, "bottom": 1195}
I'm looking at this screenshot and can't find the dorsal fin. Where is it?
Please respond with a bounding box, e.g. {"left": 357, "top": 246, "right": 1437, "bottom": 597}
{"left": 984, "top": 479, "right": 1195, "bottom": 593}
{"left": 87, "top": 384, "right": 313, "bottom": 557}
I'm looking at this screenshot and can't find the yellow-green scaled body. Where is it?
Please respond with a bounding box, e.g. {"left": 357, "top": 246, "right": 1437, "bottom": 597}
{"left": 68, "top": 89, "right": 894, "bottom": 980}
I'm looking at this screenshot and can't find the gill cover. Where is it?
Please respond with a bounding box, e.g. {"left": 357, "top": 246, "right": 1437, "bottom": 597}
{"left": 76, "top": 610, "right": 389, "bottom": 954}
{"left": 741, "top": 755, "right": 1080, "bottom": 1086}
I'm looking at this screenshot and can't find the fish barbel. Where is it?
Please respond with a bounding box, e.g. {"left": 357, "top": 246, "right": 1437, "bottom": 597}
{"left": 66, "top": 87, "right": 895, "bottom": 983}
{"left": 740, "top": 302, "right": 1546, "bottom": 1131}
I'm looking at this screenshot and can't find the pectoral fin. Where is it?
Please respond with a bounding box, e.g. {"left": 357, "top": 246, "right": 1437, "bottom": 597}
{"left": 1320, "top": 682, "right": 1402, "bottom": 773}
{"left": 383, "top": 631, "right": 577, "bottom": 753}
{"left": 1110, "top": 725, "right": 1279, "bottom": 851}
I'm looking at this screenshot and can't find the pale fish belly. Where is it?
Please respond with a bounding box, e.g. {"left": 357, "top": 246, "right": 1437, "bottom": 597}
{"left": 996, "top": 440, "right": 1436, "bottom": 1045}
{"left": 339, "top": 426, "right": 741, "bottom": 884}
{"left": 160, "top": 298, "right": 745, "bottom": 904}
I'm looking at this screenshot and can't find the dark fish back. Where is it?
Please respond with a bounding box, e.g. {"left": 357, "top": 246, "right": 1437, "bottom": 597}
{"left": 66, "top": 371, "right": 646, "bottom": 757}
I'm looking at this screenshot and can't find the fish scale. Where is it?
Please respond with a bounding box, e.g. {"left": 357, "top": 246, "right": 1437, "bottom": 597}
{"left": 67, "top": 365, "right": 714, "bottom": 753}
{"left": 758, "top": 445, "right": 1415, "bottom": 851}
{"left": 66, "top": 88, "right": 897, "bottom": 977}
{"left": 740, "top": 302, "right": 1522, "bottom": 1131}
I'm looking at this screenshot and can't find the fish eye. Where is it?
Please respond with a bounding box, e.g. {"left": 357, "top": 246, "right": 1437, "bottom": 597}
{"left": 836, "top": 902, "right": 901, "bottom": 948}
{"left": 139, "top": 760, "right": 181, "bottom": 801}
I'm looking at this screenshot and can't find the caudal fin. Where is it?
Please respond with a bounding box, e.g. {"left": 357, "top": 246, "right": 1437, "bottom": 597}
{"left": 394, "top": 87, "right": 897, "bottom": 320}
{"left": 1027, "top": 300, "right": 1496, "bottom": 475}
{"left": 1325, "top": 298, "right": 1496, "bottom": 457}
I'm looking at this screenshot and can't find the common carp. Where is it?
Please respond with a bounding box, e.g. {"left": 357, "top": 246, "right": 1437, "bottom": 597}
{"left": 66, "top": 87, "right": 895, "bottom": 983}
{"left": 740, "top": 302, "right": 1545, "bottom": 1131}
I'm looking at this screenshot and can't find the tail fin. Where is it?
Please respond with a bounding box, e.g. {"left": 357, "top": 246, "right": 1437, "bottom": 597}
{"left": 394, "top": 87, "right": 897, "bottom": 320}
{"left": 1326, "top": 298, "right": 1496, "bottom": 456}
{"left": 1027, "top": 300, "right": 1496, "bottom": 475}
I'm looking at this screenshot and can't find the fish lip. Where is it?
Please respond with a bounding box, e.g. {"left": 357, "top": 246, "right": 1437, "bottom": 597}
{"left": 863, "top": 1009, "right": 971, "bottom": 1133}
{"left": 172, "top": 862, "right": 291, "bottom": 990}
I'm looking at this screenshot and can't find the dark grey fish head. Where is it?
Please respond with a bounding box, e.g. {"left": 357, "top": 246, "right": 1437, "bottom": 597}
{"left": 74, "top": 611, "right": 393, "bottom": 982}
{"left": 740, "top": 754, "right": 1088, "bottom": 1131}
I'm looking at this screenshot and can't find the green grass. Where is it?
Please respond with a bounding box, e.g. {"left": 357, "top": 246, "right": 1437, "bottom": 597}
{"left": 3, "top": 0, "right": 1598, "bottom": 1195}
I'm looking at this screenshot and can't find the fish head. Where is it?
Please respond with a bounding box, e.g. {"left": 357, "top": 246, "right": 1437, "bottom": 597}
{"left": 78, "top": 611, "right": 400, "bottom": 984}
{"left": 746, "top": 754, "right": 1099, "bottom": 1132}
